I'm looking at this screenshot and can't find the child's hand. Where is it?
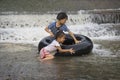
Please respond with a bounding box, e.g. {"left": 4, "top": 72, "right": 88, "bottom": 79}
{"left": 69, "top": 48, "right": 75, "bottom": 54}
{"left": 50, "top": 33, "right": 54, "bottom": 37}
{"left": 75, "top": 40, "right": 81, "bottom": 44}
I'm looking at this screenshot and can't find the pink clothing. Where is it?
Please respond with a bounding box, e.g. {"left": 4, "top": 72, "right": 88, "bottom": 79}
{"left": 40, "top": 48, "right": 50, "bottom": 59}
{"left": 40, "top": 40, "right": 60, "bottom": 59}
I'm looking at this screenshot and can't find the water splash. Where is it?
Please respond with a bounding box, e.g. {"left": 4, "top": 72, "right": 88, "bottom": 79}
{"left": 0, "top": 12, "right": 120, "bottom": 43}
{"left": 0, "top": 9, "right": 120, "bottom": 57}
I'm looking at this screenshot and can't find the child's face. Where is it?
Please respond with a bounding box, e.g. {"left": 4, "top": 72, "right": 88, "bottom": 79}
{"left": 58, "top": 35, "right": 66, "bottom": 43}
{"left": 59, "top": 18, "right": 67, "bottom": 25}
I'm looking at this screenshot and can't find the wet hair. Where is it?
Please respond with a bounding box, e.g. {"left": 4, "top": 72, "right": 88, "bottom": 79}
{"left": 55, "top": 30, "right": 65, "bottom": 39}
{"left": 57, "top": 12, "right": 68, "bottom": 20}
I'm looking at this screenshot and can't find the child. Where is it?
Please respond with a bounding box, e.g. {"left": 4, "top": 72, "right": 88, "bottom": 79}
{"left": 39, "top": 31, "right": 75, "bottom": 61}
{"left": 45, "top": 12, "right": 80, "bottom": 44}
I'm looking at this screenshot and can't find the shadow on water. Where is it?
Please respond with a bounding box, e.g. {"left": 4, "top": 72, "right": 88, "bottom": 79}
{"left": 38, "top": 54, "right": 120, "bottom": 80}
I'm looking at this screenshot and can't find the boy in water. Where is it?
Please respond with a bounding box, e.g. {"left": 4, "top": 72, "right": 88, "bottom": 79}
{"left": 45, "top": 12, "right": 80, "bottom": 44}
{"left": 39, "top": 31, "right": 75, "bottom": 61}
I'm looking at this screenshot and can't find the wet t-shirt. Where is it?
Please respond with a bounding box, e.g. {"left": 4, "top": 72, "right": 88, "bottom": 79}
{"left": 48, "top": 22, "right": 69, "bottom": 35}
{"left": 44, "top": 40, "right": 60, "bottom": 52}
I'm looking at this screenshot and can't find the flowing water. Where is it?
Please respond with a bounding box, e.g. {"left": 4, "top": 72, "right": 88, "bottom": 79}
{"left": 0, "top": 10, "right": 120, "bottom": 80}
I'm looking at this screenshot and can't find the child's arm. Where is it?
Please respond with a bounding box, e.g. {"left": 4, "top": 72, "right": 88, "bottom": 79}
{"left": 68, "top": 31, "right": 80, "bottom": 44}
{"left": 45, "top": 26, "right": 54, "bottom": 37}
{"left": 55, "top": 46, "right": 75, "bottom": 54}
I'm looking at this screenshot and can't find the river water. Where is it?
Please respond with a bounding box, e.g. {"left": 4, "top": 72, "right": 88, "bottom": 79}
{"left": 0, "top": 10, "right": 120, "bottom": 80}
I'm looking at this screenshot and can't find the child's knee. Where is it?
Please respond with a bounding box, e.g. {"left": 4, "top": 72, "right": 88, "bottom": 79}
{"left": 47, "top": 55, "right": 54, "bottom": 58}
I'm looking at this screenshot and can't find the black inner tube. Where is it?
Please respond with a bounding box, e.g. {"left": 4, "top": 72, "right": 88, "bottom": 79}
{"left": 62, "top": 34, "right": 85, "bottom": 45}
{"left": 38, "top": 34, "right": 93, "bottom": 56}
{"left": 62, "top": 38, "right": 75, "bottom": 45}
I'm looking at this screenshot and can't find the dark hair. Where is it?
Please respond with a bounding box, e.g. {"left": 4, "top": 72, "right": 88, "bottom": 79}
{"left": 55, "top": 31, "right": 65, "bottom": 39}
{"left": 57, "top": 12, "right": 68, "bottom": 20}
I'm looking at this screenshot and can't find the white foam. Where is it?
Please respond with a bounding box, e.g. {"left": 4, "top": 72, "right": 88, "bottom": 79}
{"left": 92, "top": 44, "right": 117, "bottom": 57}
{"left": 0, "top": 27, "right": 49, "bottom": 44}
{"left": 0, "top": 14, "right": 120, "bottom": 44}
{"left": 69, "top": 23, "right": 120, "bottom": 39}
{"left": 78, "top": 8, "right": 120, "bottom": 13}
